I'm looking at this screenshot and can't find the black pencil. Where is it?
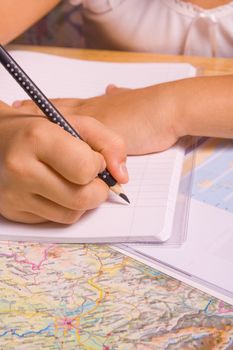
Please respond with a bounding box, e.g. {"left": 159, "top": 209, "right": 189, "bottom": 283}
{"left": 0, "top": 45, "right": 129, "bottom": 204}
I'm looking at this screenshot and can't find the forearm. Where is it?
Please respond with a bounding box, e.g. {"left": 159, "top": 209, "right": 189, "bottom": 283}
{"left": 0, "top": 0, "right": 61, "bottom": 44}
{"left": 170, "top": 75, "right": 233, "bottom": 139}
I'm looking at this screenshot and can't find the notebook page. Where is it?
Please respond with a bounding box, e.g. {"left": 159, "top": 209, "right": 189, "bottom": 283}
{"left": 0, "top": 51, "right": 194, "bottom": 243}
{"left": 0, "top": 147, "right": 184, "bottom": 243}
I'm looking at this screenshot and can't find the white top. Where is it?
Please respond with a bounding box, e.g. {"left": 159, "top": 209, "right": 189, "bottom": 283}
{"left": 69, "top": 0, "right": 233, "bottom": 57}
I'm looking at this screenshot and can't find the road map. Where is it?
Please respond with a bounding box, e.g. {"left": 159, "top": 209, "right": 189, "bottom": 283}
{"left": 0, "top": 241, "right": 232, "bottom": 350}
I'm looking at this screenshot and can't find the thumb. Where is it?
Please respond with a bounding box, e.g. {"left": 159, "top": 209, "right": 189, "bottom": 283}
{"left": 105, "top": 84, "right": 131, "bottom": 95}
{"left": 69, "top": 115, "right": 129, "bottom": 184}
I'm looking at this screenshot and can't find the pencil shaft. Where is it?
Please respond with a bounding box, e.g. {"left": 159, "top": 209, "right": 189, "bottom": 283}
{"left": 0, "top": 45, "right": 81, "bottom": 140}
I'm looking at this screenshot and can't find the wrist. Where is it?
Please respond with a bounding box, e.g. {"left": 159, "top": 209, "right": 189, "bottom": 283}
{"left": 162, "top": 77, "right": 211, "bottom": 139}
{"left": 168, "top": 75, "right": 233, "bottom": 140}
{"left": 149, "top": 81, "right": 185, "bottom": 139}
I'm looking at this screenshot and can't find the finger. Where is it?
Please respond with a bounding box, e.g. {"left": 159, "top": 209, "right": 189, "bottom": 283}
{"left": 31, "top": 163, "right": 109, "bottom": 210}
{"left": 1, "top": 209, "right": 46, "bottom": 224}
{"left": 70, "top": 115, "right": 129, "bottom": 184}
{"left": 1, "top": 159, "right": 108, "bottom": 221}
{"left": 12, "top": 99, "right": 42, "bottom": 115}
{"left": 15, "top": 103, "right": 79, "bottom": 118}
{"left": 105, "top": 84, "right": 131, "bottom": 95}
{"left": 32, "top": 120, "right": 106, "bottom": 185}
{"left": 50, "top": 98, "right": 83, "bottom": 107}
{"left": 12, "top": 98, "right": 84, "bottom": 115}
{"left": 27, "top": 194, "right": 85, "bottom": 224}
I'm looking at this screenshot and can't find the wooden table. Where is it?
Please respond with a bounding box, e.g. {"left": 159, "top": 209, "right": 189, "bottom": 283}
{"left": 8, "top": 44, "right": 233, "bottom": 76}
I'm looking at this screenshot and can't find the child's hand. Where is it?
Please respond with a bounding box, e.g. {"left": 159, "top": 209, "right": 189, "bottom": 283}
{"left": 13, "top": 82, "right": 181, "bottom": 155}
{"left": 14, "top": 75, "right": 233, "bottom": 154}
{"left": 0, "top": 102, "right": 128, "bottom": 224}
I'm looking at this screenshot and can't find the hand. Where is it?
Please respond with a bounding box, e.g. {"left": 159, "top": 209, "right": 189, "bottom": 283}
{"left": 13, "top": 82, "right": 181, "bottom": 155}
{"left": 15, "top": 75, "right": 233, "bottom": 149}
{"left": 0, "top": 101, "right": 128, "bottom": 224}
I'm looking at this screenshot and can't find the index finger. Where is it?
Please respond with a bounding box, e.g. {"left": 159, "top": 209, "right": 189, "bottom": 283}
{"left": 12, "top": 98, "right": 84, "bottom": 115}
{"left": 33, "top": 120, "right": 106, "bottom": 185}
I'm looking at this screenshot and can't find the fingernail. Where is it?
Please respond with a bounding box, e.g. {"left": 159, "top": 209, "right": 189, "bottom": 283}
{"left": 12, "top": 100, "right": 22, "bottom": 108}
{"left": 106, "top": 84, "right": 117, "bottom": 94}
{"left": 107, "top": 84, "right": 116, "bottom": 89}
{"left": 119, "top": 162, "right": 129, "bottom": 179}
{"left": 101, "top": 159, "right": 107, "bottom": 172}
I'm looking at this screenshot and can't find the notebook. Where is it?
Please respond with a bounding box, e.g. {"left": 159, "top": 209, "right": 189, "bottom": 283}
{"left": 0, "top": 51, "right": 196, "bottom": 243}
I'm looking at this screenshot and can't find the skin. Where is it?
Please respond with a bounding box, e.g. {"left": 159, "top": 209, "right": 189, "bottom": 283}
{"left": 182, "top": 0, "right": 232, "bottom": 9}
{"left": 14, "top": 75, "right": 233, "bottom": 154}
{"left": 0, "top": 0, "right": 61, "bottom": 44}
{"left": 0, "top": 101, "right": 128, "bottom": 224}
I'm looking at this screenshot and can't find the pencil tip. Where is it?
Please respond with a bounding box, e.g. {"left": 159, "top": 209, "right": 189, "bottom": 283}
{"left": 119, "top": 193, "right": 130, "bottom": 204}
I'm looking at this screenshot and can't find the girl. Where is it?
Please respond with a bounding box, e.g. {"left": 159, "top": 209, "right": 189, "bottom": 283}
{"left": 1, "top": 1, "right": 233, "bottom": 57}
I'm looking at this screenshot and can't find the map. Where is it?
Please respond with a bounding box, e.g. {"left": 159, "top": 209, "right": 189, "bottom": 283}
{"left": 188, "top": 138, "right": 233, "bottom": 213}
{"left": 0, "top": 241, "right": 232, "bottom": 349}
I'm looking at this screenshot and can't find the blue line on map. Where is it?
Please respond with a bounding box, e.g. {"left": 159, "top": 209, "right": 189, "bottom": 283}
{"left": 0, "top": 330, "right": 9, "bottom": 337}
{"left": 203, "top": 299, "right": 212, "bottom": 313}
{"left": 192, "top": 333, "right": 209, "bottom": 340}
{"left": 146, "top": 270, "right": 162, "bottom": 277}
{"left": 65, "top": 301, "right": 96, "bottom": 317}
{"left": 0, "top": 324, "right": 52, "bottom": 338}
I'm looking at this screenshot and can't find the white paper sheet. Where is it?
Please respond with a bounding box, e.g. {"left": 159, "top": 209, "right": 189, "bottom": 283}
{"left": 118, "top": 197, "right": 233, "bottom": 304}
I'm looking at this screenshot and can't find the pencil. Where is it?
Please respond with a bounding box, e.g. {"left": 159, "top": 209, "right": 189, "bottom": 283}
{"left": 0, "top": 45, "right": 130, "bottom": 204}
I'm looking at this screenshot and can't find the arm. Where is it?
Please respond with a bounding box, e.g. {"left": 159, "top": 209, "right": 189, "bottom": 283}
{"left": 0, "top": 0, "right": 61, "bottom": 44}
{"left": 172, "top": 75, "right": 233, "bottom": 139}
{"left": 14, "top": 75, "right": 233, "bottom": 154}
